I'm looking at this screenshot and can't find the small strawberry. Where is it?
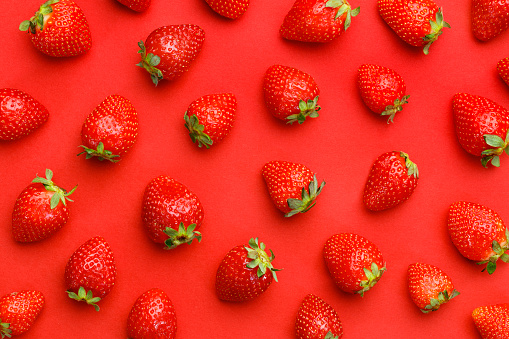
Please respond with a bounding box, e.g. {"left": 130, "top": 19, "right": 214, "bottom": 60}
{"left": 262, "top": 160, "right": 325, "bottom": 217}
{"left": 137, "top": 25, "right": 205, "bottom": 85}
{"left": 142, "top": 176, "right": 204, "bottom": 249}
{"left": 407, "top": 262, "right": 459, "bottom": 313}
{"left": 64, "top": 236, "right": 116, "bottom": 311}
{"left": 0, "top": 88, "right": 49, "bottom": 141}
{"left": 0, "top": 291, "right": 44, "bottom": 338}
{"left": 357, "top": 64, "right": 409, "bottom": 123}
{"left": 184, "top": 93, "right": 237, "bottom": 148}
{"left": 78, "top": 94, "right": 139, "bottom": 162}
{"left": 323, "top": 233, "right": 386, "bottom": 296}
{"left": 295, "top": 294, "right": 343, "bottom": 339}
{"left": 472, "top": 0, "right": 509, "bottom": 41}
{"left": 363, "top": 151, "right": 419, "bottom": 211}
{"left": 498, "top": 57, "right": 509, "bottom": 87}
{"left": 116, "top": 0, "right": 151, "bottom": 12}
{"left": 12, "top": 169, "right": 77, "bottom": 242}
{"left": 204, "top": 0, "right": 249, "bottom": 19}
{"left": 452, "top": 93, "right": 509, "bottom": 167}
{"left": 19, "top": 0, "right": 91, "bottom": 57}
{"left": 472, "top": 303, "right": 509, "bottom": 338}
{"left": 378, "top": 0, "right": 450, "bottom": 54}
{"left": 447, "top": 201, "right": 509, "bottom": 274}
{"left": 127, "top": 288, "right": 177, "bottom": 339}
{"left": 280, "top": 0, "right": 360, "bottom": 43}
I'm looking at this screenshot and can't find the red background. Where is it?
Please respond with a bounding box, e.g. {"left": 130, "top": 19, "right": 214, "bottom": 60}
{"left": 1, "top": 0, "right": 508, "bottom": 338}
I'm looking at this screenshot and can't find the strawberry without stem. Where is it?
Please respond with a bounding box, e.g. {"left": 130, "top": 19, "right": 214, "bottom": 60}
{"left": 116, "top": 0, "right": 151, "bottom": 12}
{"left": 472, "top": 303, "right": 509, "bottom": 338}
{"left": 204, "top": 0, "right": 249, "bottom": 19}
{"left": 295, "top": 294, "right": 343, "bottom": 339}
{"left": 472, "top": 0, "right": 509, "bottom": 41}
{"left": 498, "top": 57, "right": 509, "bottom": 87}
{"left": 0, "top": 291, "right": 44, "bottom": 338}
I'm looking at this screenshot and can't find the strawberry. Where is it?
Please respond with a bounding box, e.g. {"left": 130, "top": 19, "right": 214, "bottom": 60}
{"left": 0, "top": 88, "right": 49, "bottom": 141}
{"left": 262, "top": 160, "right": 325, "bottom": 217}
{"left": 137, "top": 25, "right": 205, "bottom": 85}
{"left": 447, "top": 201, "right": 509, "bottom": 274}
{"left": 204, "top": 0, "right": 249, "bottom": 19}
{"left": 377, "top": 0, "right": 450, "bottom": 54}
{"left": 280, "top": 0, "right": 360, "bottom": 43}
{"left": 452, "top": 93, "right": 509, "bottom": 167}
{"left": 472, "top": 0, "right": 509, "bottom": 41}
{"left": 184, "top": 93, "right": 237, "bottom": 148}
{"left": 12, "top": 169, "right": 77, "bottom": 242}
{"left": 19, "top": 0, "right": 91, "bottom": 57}
{"left": 498, "top": 57, "right": 509, "bottom": 87}
{"left": 295, "top": 294, "right": 343, "bottom": 339}
{"left": 78, "top": 94, "right": 139, "bottom": 162}
{"left": 363, "top": 151, "right": 419, "bottom": 211}
{"left": 116, "top": 0, "right": 151, "bottom": 12}
{"left": 64, "top": 236, "right": 116, "bottom": 311}
{"left": 472, "top": 303, "right": 509, "bottom": 338}
{"left": 357, "top": 64, "right": 409, "bottom": 123}
{"left": 323, "top": 233, "right": 386, "bottom": 296}
{"left": 0, "top": 291, "right": 44, "bottom": 338}
{"left": 127, "top": 288, "right": 177, "bottom": 339}
{"left": 407, "top": 262, "right": 459, "bottom": 313}
{"left": 142, "top": 176, "right": 204, "bottom": 249}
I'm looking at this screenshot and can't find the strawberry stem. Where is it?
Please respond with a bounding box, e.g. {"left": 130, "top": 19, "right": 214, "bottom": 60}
{"left": 481, "top": 129, "right": 509, "bottom": 167}
{"left": 184, "top": 113, "right": 213, "bottom": 148}
{"left": 478, "top": 229, "right": 509, "bottom": 274}
{"left": 163, "top": 223, "right": 202, "bottom": 249}
{"left": 136, "top": 41, "right": 164, "bottom": 86}
{"left": 19, "top": 0, "right": 59, "bottom": 34}
{"left": 399, "top": 152, "right": 419, "bottom": 178}
{"left": 285, "top": 175, "right": 326, "bottom": 217}
{"left": 286, "top": 96, "right": 321, "bottom": 125}
{"left": 67, "top": 286, "right": 101, "bottom": 311}
{"left": 1, "top": 321, "right": 12, "bottom": 338}
{"left": 32, "top": 169, "right": 77, "bottom": 209}
{"left": 422, "top": 8, "right": 450, "bottom": 55}
{"left": 78, "top": 142, "right": 121, "bottom": 162}
{"left": 358, "top": 262, "right": 386, "bottom": 297}
{"left": 381, "top": 95, "right": 410, "bottom": 123}
{"left": 245, "top": 238, "right": 281, "bottom": 282}
{"left": 325, "top": 0, "right": 360, "bottom": 31}
{"left": 421, "top": 289, "right": 460, "bottom": 313}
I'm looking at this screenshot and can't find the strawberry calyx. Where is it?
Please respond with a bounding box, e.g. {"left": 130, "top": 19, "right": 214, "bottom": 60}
{"left": 421, "top": 289, "right": 460, "bottom": 313}
{"left": 1, "top": 321, "right": 12, "bottom": 338}
{"left": 67, "top": 286, "right": 101, "bottom": 311}
{"left": 32, "top": 169, "right": 77, "bottom": 209}
{"left": 287, "top": 96, "right": 321, "bottom": 125}
{"left": 286, "top": 175, "right": 326, "bottom": 217}
{"left": 325, "top": 0, "right": 360, "bottom": 31}
{"left": 78, "top": 142, "right": 121, "bottom": 163}
{"left": 325, "top": 331, "right": 340, "bottom": 339}
{"left": 163, "top": 223, "right": 202, "bottom": 250}
{"left": 245, "top": 238, "right": 281, "bottom": 282}
{"left": 400, "top": 152, "right": 419, "bottom": 178}
{"left": 481, "top": 129, "right": 509, "bottom": 167}
{"left": 477, "top": 229, "right": 509, "bottom": 274}
{"left": 19, "top": 0, "right": 59, "bottom": 34}
{"left": 358, "top": 262, "right": 386, "bottom": 297}
{"left": 136, "top": 41, "right": 164, "bottom": 86}
{"left": 422, "top": 8, "right": 450, "bottom": 55}
{"left": 381, "top": 95, "right": 410, "bottom": 123}
{"left": 184, "top": 113, "right": 213, "bottom": 148}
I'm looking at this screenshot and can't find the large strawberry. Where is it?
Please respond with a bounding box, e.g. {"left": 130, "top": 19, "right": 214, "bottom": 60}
{"left": 452, "top": 93, "right": 509, "bottom": 167}
{"left": 447, "top": 201, "right": 509, "bottom": 274}
{"left": 78, "top": 94, "right": 139, "bottom": 162}
{"left": 204, "top": 0, "right": 249, "bottom": 19}
{"left": 137, "top": 25, "right": 205, "bottom": 85}
{"left": 378, "top": 0, "right": 450, "bottom": 54}
{"left": 19, "top": 0, "right": 91, "bottom": 57}
{"left": 64, "top": 236, "right": 116, "bottom": 311}
{"left": 363, "top": 151, "right": 419, "bottom": 211}
{"left": 215, "top": 237, "right": 280, "bottom": 302}
{"left": 12, "top": 169, "right": 77, "bottom": 242}
{"left": 472, "top": 303, "right": 509, "bottom": 338}
{"left": 295, "top": 294, "right": 343, "bottom": 339}
{"left": 262, "top": 160, "right": 325, "bottom": 217}
{"left": 142, "top": 176, "right": 204, "bottom": 249}
{"left": 0, "top": 88, "right": 49, "bottom": 141}
{"left": 0, "top": 291, "right": 44, "bottom": 338}
{"left": 323, "top": 233, "right": 386, "bottom": 296}
{"left": 280, "top": 0, "right": 360, "bottom": 42}
{"left": 116, "top": 0, "right": 151, "bottom": 12}
{"left": 498, "top": 57, "right": 509, "bottom": 87}
{"left": 472, "top": 0, "right": 509, "bottom": 41}
{"left": 184, "top": 93, "right": 237, "bottom": 148}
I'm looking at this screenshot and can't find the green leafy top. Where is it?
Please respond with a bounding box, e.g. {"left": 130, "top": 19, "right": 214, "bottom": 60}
{"left": 358, "top": 262, "right": 386, "bottom": 297}
{"left": 381, "top": 95, "right": 410, "bottom": 123}
{"left": 481, "top": 129, "right": 509, "bottom": 168}
{"left": 325, "top": 331, "right": 340, "bottom": 339}
{"left": 399, "top": 152, "right": 419, "bottom": 178}
{"left": 184, "top": 113, "right": 213, "bottom": 148}
{"left": 287, "top": 96, "right": 321, "bottom": 125}
{"left": 19, "top": 0, "right": 60, "bottom": 34}
{"left": 136, "top": 41, "right": 163, "bottom": 86}
{"left": 286, "top": 175, "right": 326, "bottom": 217}
{"left": 163, "top": 223, "right": 202, "bottom": 249}
{"left": 422, "top": 8, "right": 451, "bottom": 55}
{"left": 325, "top": 0, "right": 360, "bottom": 31}
{"left": 67, "top": 286, "right": 101, "bottom": 311}
{"left": 1, "top": 320, "right": 12, "bottom": 338}
{"left": 478, "top": 228, "right": 509, "bottom": 274}
{"left": 32, "top": 169, "right": 77, "bottom": 209}
{"left": 421, "top": 289, "right": 460, "bottom": 313}
{"left": 245, "top": 238, "right": 281, "bottom": 282}
{"left": 77, "top": 142, "right": 121, "bottom": 163}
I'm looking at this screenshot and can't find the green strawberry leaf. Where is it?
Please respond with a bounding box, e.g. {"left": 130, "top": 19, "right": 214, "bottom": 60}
{"left": 163, "top": 223, "right": 202, "bottom": 249}
{"left": 285, "top": 175, "right": 325, "bottom": 217}
{"left": 244, "top": 238, "right": 281, "bottom": 282}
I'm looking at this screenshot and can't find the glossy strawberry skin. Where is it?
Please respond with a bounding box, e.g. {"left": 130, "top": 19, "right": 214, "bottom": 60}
{"left": 472, "top": 303, "right": 509, "bottom": 338}
{"left": 472, "top": 0, "right": 509, "bottom": 41}
{"left": 0, "top": 291, "right": 44, "bottom": 337}
{"left": 498, "top": 57, "right": 509, "bottom": 87}
{"left": 116, "top": 0, "right": 151, "bottom": 12}
{"left": 295, "top": 294, "right": 343, "bottom": 339}
{"left": 204, "top": 0, "right": 249, "bottom": 19}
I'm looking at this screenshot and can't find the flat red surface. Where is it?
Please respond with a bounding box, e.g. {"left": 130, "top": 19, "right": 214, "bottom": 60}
{"left": 1, "top": 0, "right": 508, "bottom": 338}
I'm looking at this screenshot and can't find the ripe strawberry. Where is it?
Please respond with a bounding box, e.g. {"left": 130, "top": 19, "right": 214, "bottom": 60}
{"left": 295, "top": 294, "right": 343, "bottom": 339}
{"left": 64, "top": 236, "right": 116, "bottom": 311}
{"left": 472, "top": 0, "right": 509, "bottom": 41}
{"left": 204, "top": 0, "right": 249, "bottom": 19}
{"left": 357, "top": 64, "right": 409, "bottom": 123}
{"left": 19, "top": 0, "right": 91, "bottom": 57}
{"left": 407, "top": 262, "right": 459, "bottom": 313}
{"left": 0, "top": 88, "right": 49, "bottom": 141}
{"left": 472, "top": 303, "right": 509, "bottom": 338}
{"left": 137, "top": 25, "right": 205, "bottom": 85}
{"left": 116, "top": 0, "right": 150, "bottom": 12}
{"left": 0, "top": 291, "right": 44, "bottom": 338}
{"left": 215, "top": 238, "right": 280, "bottom": 302}
{"left": 323, "top": 233, "right": 386, "bottom": 296}
{"left": 12, "top": 169, "right": 77, "bottom": 242}
{"left": 498, "top": 57, "right": 509, "bottom": 86}
{"left": 378, "top": 0, "right": 450, "bottom": 54}
{"left": 280, "top": 0, "right": 360, "bottom": 43}
{"left": 262, "top": 160, "right": 325, "bottom": 217}
{"left": 452, "top": 93, "right": 509, "bottom": 167}
{"left": 184, "top": 93, "right": 237, "bottom": 148}
{"left": 127, "top": 288, "right": 177, "bottom": 339}
{"left": 142, "top": 176, "right": 204, "bottom": 249}
{"left": 447, "top": 201, "right": 509, "bottom": 274}
{"left": 78, "top": 94, "right": 139, "bottom": 162}
{"left": 363, "top": 151, "right": 419, "bottom": 211}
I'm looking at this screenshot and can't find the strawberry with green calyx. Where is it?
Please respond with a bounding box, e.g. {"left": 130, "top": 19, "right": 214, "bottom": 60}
{"left": 163, "top": 223, "right": 202, "bottom": 250}
{"left": 67, "top": 287, "right": 101, "bottom": 312}
{"left": 0, "top": 291, "right": 44, "bottom": 338}
{"left": 78, "top": 142, "right": 119, "bottom": 162}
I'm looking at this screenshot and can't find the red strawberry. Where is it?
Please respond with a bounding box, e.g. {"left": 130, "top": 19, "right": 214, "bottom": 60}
{"left": 137, "top": 25, "right": 205, "bottom": 85}
{"left": 498, "top": 57, "right": 509, "bottom": 86}
{"left": 262, "top": 160, "right": 325, "bottom": 217}
{"left": 472, "top": 0, "right": 509, "bottom": 41}
{"left": 363, "top": 151, "right": 419, "bottom": 211}
{"left": 452, "top": 93, "right": 509, "bottom": 167}
{"left": 0, "top": 291, "right": 44, "bottom": 338}
{"left": 280, "top": 0, "right": 360, "bottom": 43}
{"left": 116, "top": 0, "right": 151, "bottom": 12}
{"left": 78, "top": 94, "right": 139, "bottom": 162}
{"left": 12, "top": 169, "right": 77, "bottom": 242}
{"left": 204, "top": 0, "right": 249, "bottom": 19}
{"left": 127, "top": 288, "right": 177, "bottom": 339}
{"left": 0, "top": 88, "right": 49, "bottom": 141}
{"left": 378, "top": 0, "right": 450, "bottom": 54}
{"left": 64, "top": 236, "right": 116, "bottom": 311}
{"left": 472, "top": 303, "right": 509, "bottom": 338}
{"left": 447, "top": 201, "right": 509, "bottom": 274}
{"left": 142, "top": 176, "right": 204, "bottom": 249}
{"left": 215, "top": 238, "right": 280, "bottom": 302}
{"left": 407, "top": 262, "right": 459, "bottom": 313}
{"left": 295, "top": 294, "right": 343, "bottom": 339}
{"left": 357, "top": 64, "right": 409, "bottom": 123}
{"left": 184, "top": 93, "right": 237, "bottom": 148}
{"left": 19, "top": 0, "right": 91, "bottom": 57}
